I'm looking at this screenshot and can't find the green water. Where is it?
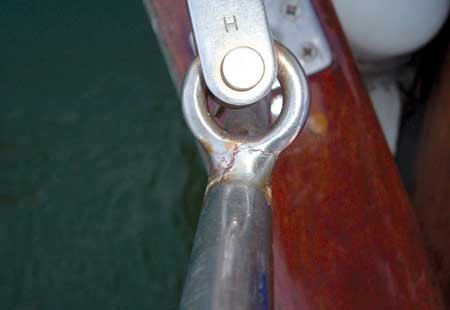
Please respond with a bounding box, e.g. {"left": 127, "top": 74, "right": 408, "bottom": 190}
{"left": 0, "top": 0, "right": 206, "bottom": 309}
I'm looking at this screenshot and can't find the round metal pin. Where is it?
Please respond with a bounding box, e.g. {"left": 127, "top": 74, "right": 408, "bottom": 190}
{"left": 221, "top": 46, "right": 265, "bottom": 92}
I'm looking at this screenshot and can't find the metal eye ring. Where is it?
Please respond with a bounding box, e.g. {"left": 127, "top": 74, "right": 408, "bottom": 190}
{"left": 182, "top": 41, "right": 310, "bottom": 155}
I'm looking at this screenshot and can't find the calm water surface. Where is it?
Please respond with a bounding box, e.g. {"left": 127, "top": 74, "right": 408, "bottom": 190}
{"left": 1, "top": 1, "right": 206, "bottom": 309}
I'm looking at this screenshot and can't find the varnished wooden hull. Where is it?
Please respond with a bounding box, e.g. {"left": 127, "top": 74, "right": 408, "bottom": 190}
{"left": 144, "top": 0, "right": 444, "bottom": 308}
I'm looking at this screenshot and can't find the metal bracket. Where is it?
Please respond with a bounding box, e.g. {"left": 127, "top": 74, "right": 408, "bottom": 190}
{"left": 187, "top": 0, "right": 276, "bottom": 107}
{"left": 188, "top": 0, "right": 332, "bottom": 78}
{"left": 264, "top": 0, "right": 332, "bottom": 75}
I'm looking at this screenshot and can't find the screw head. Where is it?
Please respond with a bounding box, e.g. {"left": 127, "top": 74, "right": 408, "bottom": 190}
{"left": 300, "top": 42, "right": 318, "bottom": 63}
{"left": 284, "top": 2, "right": 301, "bottom": 20}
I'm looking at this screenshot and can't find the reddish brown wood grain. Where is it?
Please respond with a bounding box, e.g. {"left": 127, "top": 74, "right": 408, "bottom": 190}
{"left": 271, "top": 1, "right": 443, "bottom": 308}
{"left": 143, "top": 0, "right": 193, "bottom": 90}
{"left": 144, "top": 0, "right": 444, "bottom": 308}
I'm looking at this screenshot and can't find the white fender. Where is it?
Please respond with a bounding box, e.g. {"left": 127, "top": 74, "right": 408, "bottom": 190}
{"left": 331, "top": 0, "right": 450, "bottom": 61}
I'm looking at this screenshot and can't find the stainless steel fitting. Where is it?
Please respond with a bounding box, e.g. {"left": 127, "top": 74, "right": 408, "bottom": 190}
{"left": 180, "top": 42, "right": 310, "bottom": 310}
